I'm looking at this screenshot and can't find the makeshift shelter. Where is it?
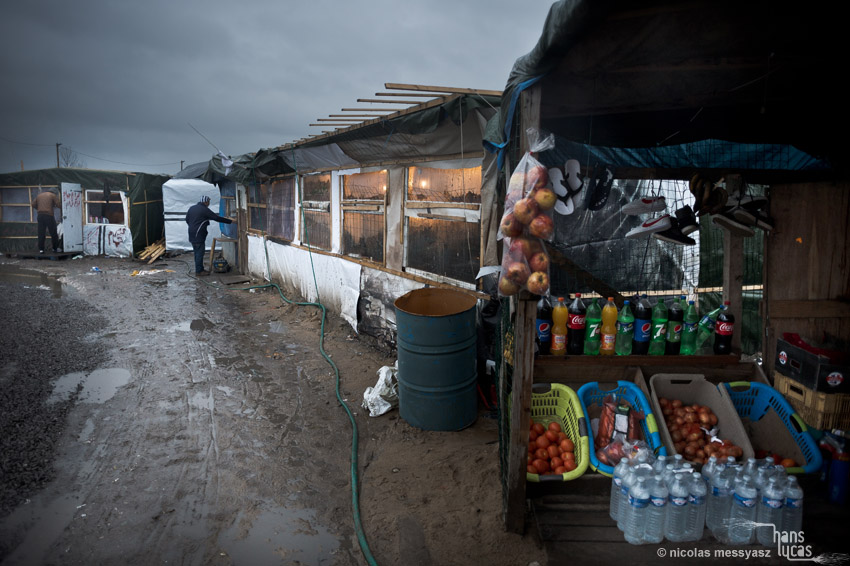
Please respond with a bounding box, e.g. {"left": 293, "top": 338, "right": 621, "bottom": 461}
{"left": 162, "top": 179, "right": 224, "bottom": 251}
{"left": 0, "top": 168, "right": 169, "bottom": 256}
{"left": 188, "top": 87, "right": 501, "bottom": 340}
{"left": 488, "top": 0, "right": 849, "bottom": 553}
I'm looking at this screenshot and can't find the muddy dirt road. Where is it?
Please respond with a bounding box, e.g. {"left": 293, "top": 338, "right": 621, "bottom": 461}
{"left": 0, "top": 256, "right": 545, "bottom": 566}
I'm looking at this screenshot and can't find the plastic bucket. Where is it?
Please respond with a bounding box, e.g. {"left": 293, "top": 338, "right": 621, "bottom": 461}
{"left": 394, "top": 288, "right": 478, "bottom": 431}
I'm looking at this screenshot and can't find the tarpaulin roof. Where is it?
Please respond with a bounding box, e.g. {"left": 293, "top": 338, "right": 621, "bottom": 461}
{"left": 486, "top": 0, "right": 846, "bottom": 175}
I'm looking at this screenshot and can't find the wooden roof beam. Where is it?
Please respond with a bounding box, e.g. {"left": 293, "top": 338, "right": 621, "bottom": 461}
{"left": 356, "top": 98, "right": 425, "bottom": 105}
{"left": 375, "top": 92, "right": 449, "bottom": 98}
{"left": 384, "top": 82, "right": 502, "bottom": 97}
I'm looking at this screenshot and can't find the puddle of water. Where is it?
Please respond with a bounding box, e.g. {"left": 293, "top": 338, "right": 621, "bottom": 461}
{"left": 0, "top": 266, "right": 63, "bottom": 298}
{"left": 168, "top": 318, "right": 214, "bottom": 333}
{"left": 49, "top": 368, "right": 131, "bottom": 404}
{"left": 78, "top": 418, "right": 95, "bottom": 442}
{"left": 219, "top": 503, "right": 339, "bottom": 566}
{"left": 0, "top": 493, "right": 81, "bottom": 565}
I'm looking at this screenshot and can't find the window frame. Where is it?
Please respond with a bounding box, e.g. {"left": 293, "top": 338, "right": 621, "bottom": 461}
{"left": 246, "top": 182, "right": 268, "bottom": 234}
{"left": 0, "top": 185, "right": 51, "bottom": 223}
{"left": 299, "top": 173, "right": 332, "bottom": 251}
{"left": 84, "top": 188, "right": 126, "bottom": 225}
{"left": 266, "top": 176, "right": 297, "bottom": 242}
{"left": 340, "top": 170, "right": 387, "bottom": 264}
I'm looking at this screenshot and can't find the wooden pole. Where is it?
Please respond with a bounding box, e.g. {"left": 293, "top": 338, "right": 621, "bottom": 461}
{"left": 722, "top": 229, "right": 744, "bottom": 352}
{"left": 384, "top": 82, "right": 502, "bottom": 97}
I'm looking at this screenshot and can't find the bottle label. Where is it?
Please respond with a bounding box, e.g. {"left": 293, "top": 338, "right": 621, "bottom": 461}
{"left": 651, "top": 321, "right": 667, "bottom": 342}
{"left": 601, "top": 333, "right": 616, "bottom": 350}
{"left": 666, "top": 322, "right": 682, "bottom": 342}
{"left": 669, "top": 495, "right": 688, "bottom": 507}
{"left": 711, "top": 486, "right": 730, "bottom": 497}
{"left": 688, "top": 494, "right": 705, "bottom": 505}
{"left": 551, "top": 333, "right": 566, "bottom": 352}
{"left": 628, "top": 495, "right": 649, "bottom": 509}
{"left": 616, "top": 320, "right": 634, "bottom": 334}
{"left": 684, "top": 321, "right": 697, "bottom": 335}
{"left": 733, "top": 492, "right": 756, "bottom": 508}
{"left": 613, "top": 477, "right": 622, "bottom": 488}
{"left": 762, "top": 496, "right": 783, "bottom": 509}
{"left": 536, "top": 319, "right": 551, "bottom": 341}
{"left": 716, "top": 321, "right": 734, "bottom": 336}
{"left": 620, "top": 484, "right": 630, "bottom": 496}
{"left": 568, "top": 313, "right": 585, "bottom": 330}
{"left": 785, "top": 497, "right": 802, "bottom": 509}
{"left": 634, "top": 319, "right": 651, "bottom": 343}
{"left": 650, "top": 495, "right": 666, "bottom": 507}
{"left": 585, "top": 320, "right": 601, "bottom": 340}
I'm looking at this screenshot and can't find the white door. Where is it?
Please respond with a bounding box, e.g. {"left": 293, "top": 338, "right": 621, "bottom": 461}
{"left": 60, "top": 182, "right": 83, "bottom": 252}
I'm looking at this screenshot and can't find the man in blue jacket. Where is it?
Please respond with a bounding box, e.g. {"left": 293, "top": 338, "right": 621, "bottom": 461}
{"left": 185, "top": 195, "right": 233, "bottom": 275}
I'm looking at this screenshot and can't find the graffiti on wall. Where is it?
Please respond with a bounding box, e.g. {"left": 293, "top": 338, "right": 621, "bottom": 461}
{"left": 83, "top": 225, "right": 132, "bottom": 257}
{"left": 62, "top": 189, "right": 82, "bottom": 209}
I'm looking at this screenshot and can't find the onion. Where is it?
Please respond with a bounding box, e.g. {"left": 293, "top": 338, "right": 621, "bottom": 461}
{"left": 686, "top": 431, "right": 701, "bottom": 442}
{"left": 671, "top": 429, "right": 684, "bottom": 442}
{"left": 684, "top": 412, "right": 698, "bottom": 423}
{"left": 659, "top": 397, "right": 669, "bottom": 407}
{"left": 672, "top": 399, "right": 683, "bottom": 409}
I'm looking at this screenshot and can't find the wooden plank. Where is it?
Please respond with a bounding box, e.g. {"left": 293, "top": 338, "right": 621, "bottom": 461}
{"left": 384, "top": 82, "right": 502, "bottom": 97}
{"left": 374, "top": 92, "right": 449, "bottom": 98}
{"left": 404, "top": 202, "right": 480, "bottom": 210}
{"left": 722, "top": 228, "right": 744, "bottom": 351}
{"left": 356, "top": 98, "right": 424, "bottom": 105}
{"left": 768, "top": 299, "right": 850, "bottom": 318}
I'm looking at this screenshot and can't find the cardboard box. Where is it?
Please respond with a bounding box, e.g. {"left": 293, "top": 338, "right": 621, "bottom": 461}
{"left": 647, "top": 373, "right": 754, "bottom": 467}
{"left": 774, "top": 371, "right": 850, "bottom": 430}
{"left": 775, "top": 338, "right": 849, "bottom": 394}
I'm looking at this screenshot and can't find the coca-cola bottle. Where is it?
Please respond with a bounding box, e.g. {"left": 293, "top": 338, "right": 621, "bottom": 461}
{"left": 632, "top": 294, "right": 652, "bottom": 355}
{"left": 567, "top": 293, "right": 587, "bottom": 355}
{"left": 713, "top": 301, "right": 734, "bottom": 355}
{"left": 536, "top": 296, "right": 553, "bottom": 355}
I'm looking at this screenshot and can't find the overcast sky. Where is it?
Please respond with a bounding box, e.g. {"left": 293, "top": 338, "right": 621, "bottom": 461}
{"left": 0, "top": 0, "right": 555, "bottom": 176}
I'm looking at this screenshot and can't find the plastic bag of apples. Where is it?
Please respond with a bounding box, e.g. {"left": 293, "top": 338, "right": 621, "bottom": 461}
{"left": 497, "top": 130, "right": 556, "bottom": 297}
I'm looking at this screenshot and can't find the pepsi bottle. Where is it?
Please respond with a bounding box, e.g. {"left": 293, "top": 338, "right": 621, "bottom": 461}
{"left": 713, "top": 301, "right": 734, "bottom": 355}
{"left": 536, "top": 296, "right": 553, "bottom": 355}
{"left": 567, "top": 293, "right": 586, "bottom": 355}
{"left": 665, "top": 297, "right": 684, "bottom": 355}
{"left": 632, "top": 294, "right": 652, "bottom": 355}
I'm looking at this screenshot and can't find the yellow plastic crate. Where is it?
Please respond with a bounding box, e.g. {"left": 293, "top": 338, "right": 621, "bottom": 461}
{"left": 525, "top": 383, "right": 590, "bottom": 482}
{"left": 775, "top": 371, "right": 850, "bottom": 430}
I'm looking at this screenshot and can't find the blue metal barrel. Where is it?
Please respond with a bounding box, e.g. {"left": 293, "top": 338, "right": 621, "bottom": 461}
{"left": 394, "top": 287, "right": 478, "bottom": 431}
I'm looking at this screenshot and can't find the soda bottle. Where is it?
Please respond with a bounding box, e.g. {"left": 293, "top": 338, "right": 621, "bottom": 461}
{"left": 648, "top": 299, "right": 668, "bottom": 356}
{"left": 680, "top": 300, "right": 699, "bottom": 355}
{"left": 695, "top": 304, "right": 723, "bottom": 351}
{"left": 583, "top": 298, "right": 602, "bottom": 355}
{"left": 599, "top": 297, "right": 618, "bottom": 356}
{"left": 567, "top": 293, "right": 586, "bottom": 355}
{"left": 713, "top": 301, "right": 734, "bottom": 355}
{"left": 615, "top": 300, "right": 635, "bottom": 355}
{"left": 550, "top": 297, "right": 568, "bottom": 356}
{"left": 632, "top": 294, "right": 652, "bottom": 355}
{"left": 665, "top": 297, "right": 684, "bottom": 355}
{"left": 535, "top": 296, "right": 553, "bottom": 355}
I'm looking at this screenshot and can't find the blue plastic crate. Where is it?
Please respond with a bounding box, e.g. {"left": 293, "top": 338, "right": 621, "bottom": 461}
{"left": 722, "top": 381, "right": 822, "bottom": 474}
{"left": 577, "top": 380, "right": 666, "bottom": 477}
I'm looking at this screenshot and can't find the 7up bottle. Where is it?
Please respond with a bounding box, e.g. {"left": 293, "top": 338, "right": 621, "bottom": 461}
{"left": 583, "top": 298, "right": 602, "bottom": 355}
{"left": 648, "top": 299, "right": 668, "bottom": 356}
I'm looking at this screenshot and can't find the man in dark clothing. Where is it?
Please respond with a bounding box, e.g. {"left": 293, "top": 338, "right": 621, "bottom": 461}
{"left": 185, "top": 195, "right": 233, "bottom": 275}
{"left": 31, "top": 188, "right": 62, "bottom": 253}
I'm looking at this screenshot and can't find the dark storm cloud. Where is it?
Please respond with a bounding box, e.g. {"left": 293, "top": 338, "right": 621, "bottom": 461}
{"left": 1, "top": 0, "right": 554, "bottom": 174}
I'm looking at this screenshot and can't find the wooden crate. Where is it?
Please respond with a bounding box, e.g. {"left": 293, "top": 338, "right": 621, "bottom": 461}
{"left": 774, "top": 371, "right": 850, "bottom": 430}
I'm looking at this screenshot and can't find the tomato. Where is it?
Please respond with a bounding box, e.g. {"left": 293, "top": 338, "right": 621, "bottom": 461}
{"left": 529, "top": 430, "right": 538, "bottom": 442}
{"left": 564, "top": 459, "right": 577, "bottom": 472}
{"left": 780, "top": 458, "right": 797, "bottom": 468}
{"left": 550, "top": 456, "right": 563, "bottom": 469}
{"left": 527, "top": 465, "right": 538, "bottom": 474}
{"left": 560, "top": 438, "right": 574, "bottom": 452}
{"left": 544, "top": 430, "right": 559, "bottom": 443}
{"left": 554, "top": 466, "right": 567, "bottom": 475}
{"left": 534, "top": 448, "right": 549, "bottom": 461}
{"left": 547, "top": 445, "right": 561, "bottom": 459}
{"left": 532, "top": 422, "right": 545, "bottom": 436}
{"left": 532, "top": 459, "right": 550, "bottom": 474}
{"left": 561, "top": 452, "right": 576, "bottom": 464}
{"left": 547, "top": 421, "right": 562, "bottom": 433}
{"left": 535, "top": 435, "right": 551, "bottom": 449}
{"left": 557, "top": 432, "right": 568, "bottom": 443}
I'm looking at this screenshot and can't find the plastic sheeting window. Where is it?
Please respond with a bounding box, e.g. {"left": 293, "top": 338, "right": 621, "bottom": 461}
{"left": 405, "top": 166, "right": 482, "bottom": 284}
{"left": 342, "top": 170, "right": 386, "bottom": 263}
{"left": 301, "top": 174, "right": 331, "bottom": 250}
{"left": 84, "top": 189, "right": 124, "bottom": 225}
{"left": 267, "top": 177, "right": 296, "bottom": 241}
{"left": 247, "top": 183, "right": 267, "bottom": 233}
{"left": 0, "top": 186, "right": 42, "bottom": 223}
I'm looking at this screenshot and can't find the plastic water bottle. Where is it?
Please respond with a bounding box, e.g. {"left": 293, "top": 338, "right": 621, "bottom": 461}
{"left": 707, "top": 464, "right": 735, "bottom": 542}
{"left": 665, "top": 472, "right": 690, "bottom": 542}
{"left": 728, "top": 474, "right": 758, "bottom": 544}
{"left": 644, "top": 474, "right": 668, "bottom": 544}
{"left": 615, "top": 300, "right": 635, "bottom": 355}
{"left": 617, "top": 464, "right": 636, "bottom": 531}
{"left": 624, "top": 476, "right": 650, "bottom": 544}
{"left": 736, "top": 458, "right": 759, "bottom": 487}
{"left": 756, "top": 475, "right": 785, "bottom": 546}
{"left": 781, "top": 476, "right": 804, "bottom": 535}
{"left": 702, "top": 456, "right": 719, "bottom": 483}
{"left": 663, "top": 463, "right": 676, "bottom": 486}
{"left": 610, "top": 458, "right": 631, "bottom": 521}
{"left": 686, "top": 472, "right": 707, "bottom": 541}
{"left": 653, "top": 455, "right": 668, "bottom": 475}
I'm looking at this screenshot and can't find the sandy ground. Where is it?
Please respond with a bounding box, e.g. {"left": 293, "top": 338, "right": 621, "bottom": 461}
{"left": 0, "top": 255, "right": 546, "bottom": 566}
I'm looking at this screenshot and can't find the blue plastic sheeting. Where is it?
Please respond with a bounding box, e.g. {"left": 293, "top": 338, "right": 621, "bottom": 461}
{"left": 540, "top": 138, "right": 829, "bottom": 172}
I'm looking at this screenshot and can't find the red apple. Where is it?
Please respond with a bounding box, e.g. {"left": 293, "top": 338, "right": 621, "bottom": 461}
{"left": 509, "top": 236, "right": 542, "bottom": 260}
{"left": 512, "top": 197, "right": 539, "bottom": 225}
{"left": 526, "top": 165, "right": 549, "bottom": 190}
{"left": 528, "top": 251, "right": 550, "bottom": 273}
{"left": 528, "top": 214, "right": 554, "bottom": 240}
{"left": 505, "top": 260, "right": 531, "bottom": 285}
{"left": 498, "top": 275, "right": 520, "bottom": 296}
{"left": 532, "top": 187, "right": 557, "bottom": 211}
{"left": 526, "top": 271, "right": 550, "bottom": 295}
{"left": 499, "top": 212, "right": 524, "bottom": 238}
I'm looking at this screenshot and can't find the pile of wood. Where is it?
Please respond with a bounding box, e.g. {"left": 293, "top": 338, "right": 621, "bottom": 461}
{"left": 138, "top": 239, "right": 166, "bottom": 264}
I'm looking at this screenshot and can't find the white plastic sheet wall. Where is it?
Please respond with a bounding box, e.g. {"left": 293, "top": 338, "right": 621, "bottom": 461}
{"left": 163, "top": 179, "right": 221, "bottom": 251}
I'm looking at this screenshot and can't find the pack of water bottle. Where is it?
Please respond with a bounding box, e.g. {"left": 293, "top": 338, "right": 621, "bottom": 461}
{"left": 611, "top": 450, "right": 804, "bottom": 546}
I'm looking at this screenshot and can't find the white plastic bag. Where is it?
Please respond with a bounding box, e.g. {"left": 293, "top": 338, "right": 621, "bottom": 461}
{"left": 362, "top": 363, "right": 399, "bottom": 417}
